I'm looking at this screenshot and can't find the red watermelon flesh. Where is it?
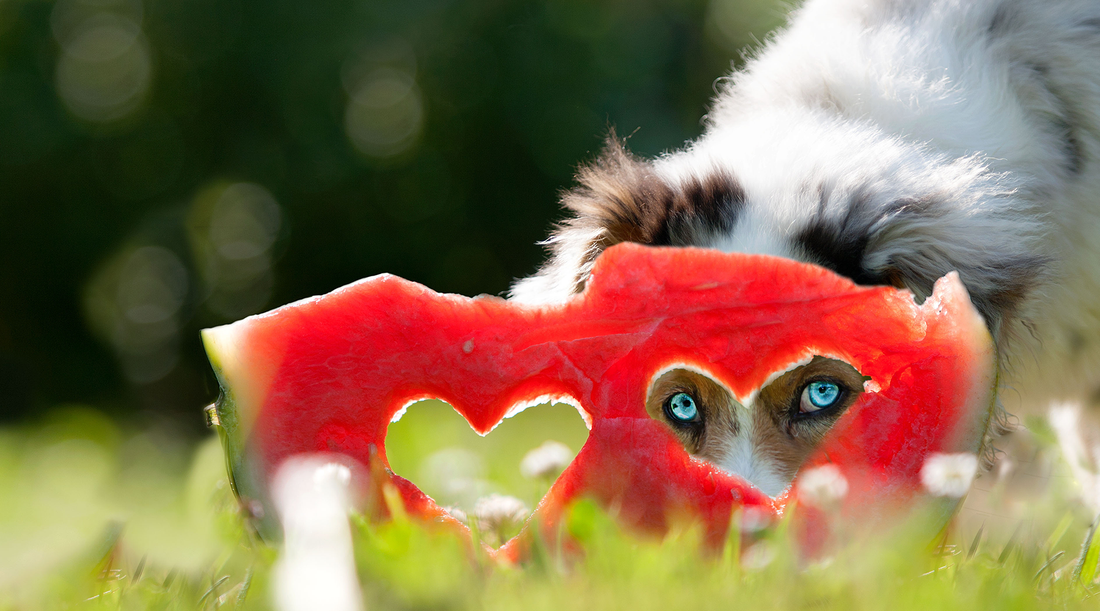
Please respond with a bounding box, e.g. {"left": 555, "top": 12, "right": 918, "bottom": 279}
{"left": 202, "top": 243, "right": 996, "bottom": 554}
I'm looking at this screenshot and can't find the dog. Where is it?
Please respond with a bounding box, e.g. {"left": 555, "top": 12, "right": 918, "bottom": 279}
{"left": 510, "top": 0, "right": 1100, "bottom": 496}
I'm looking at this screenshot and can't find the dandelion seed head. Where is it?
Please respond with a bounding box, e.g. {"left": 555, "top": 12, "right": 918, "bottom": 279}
{"left": 1049, "top": 402, "right": 1100, "bottom": 512}
{"left": 314, "top": 462, "right": 352, "bottom": 487}
{"left": 473, "top": 494, "right": 529, "bottom": 534}
{"left": 271, "top": 457, "right": 362, "bottom": 611}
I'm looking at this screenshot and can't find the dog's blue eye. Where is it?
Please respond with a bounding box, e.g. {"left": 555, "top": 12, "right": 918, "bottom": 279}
{"left": 801, "top": 381, "right": 841, "bottom": 413}
{"left": 666, "top": 392, "right": 699, "bottom": 423}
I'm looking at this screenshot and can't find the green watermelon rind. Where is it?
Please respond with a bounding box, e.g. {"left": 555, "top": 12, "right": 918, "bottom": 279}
{"left": 202, "top": 328, "right": 282, "bottom": 541}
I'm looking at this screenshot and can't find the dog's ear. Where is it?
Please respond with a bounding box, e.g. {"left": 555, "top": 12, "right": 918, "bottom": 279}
{"left": 792, "top": 184, "right": 1045, "bottom": 345}
{"left": 561, "top": 134, "right": 676, "bottom": 253}
{"left": 509, "top": 134, "right": 667, "bottom": 303}
{"left": 511, "top": 132, "right": 744, "bottom": 303}
{"left": 856, "top": 209, "right": 1045, "bottom": 344}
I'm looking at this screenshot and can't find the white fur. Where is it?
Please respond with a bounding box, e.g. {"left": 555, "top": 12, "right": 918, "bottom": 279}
{"left": 516, "top": 0, "right": 1100, "bottom": 422}
{"left": 712, "top": 417, "right": 792, "bottom": 498}
{"left": 709, "top": 0, "right": 1100, "bottom": 416}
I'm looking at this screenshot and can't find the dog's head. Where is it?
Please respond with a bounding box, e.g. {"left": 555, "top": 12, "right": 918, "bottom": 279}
{"left": 511, "top": 115, "right": 1043, "bottom": 490}
{"left": 511, "top": 117, "right": 1045, "bottom": 345}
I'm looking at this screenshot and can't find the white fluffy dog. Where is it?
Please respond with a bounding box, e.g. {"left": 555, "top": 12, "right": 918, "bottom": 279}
{"left": 512, "top": 0, "right": 1100, "bottom": 493}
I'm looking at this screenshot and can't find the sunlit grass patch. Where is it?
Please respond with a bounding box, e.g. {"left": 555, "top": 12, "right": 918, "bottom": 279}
{"left": 2, "top": 405, "right": 1100, "bottom": 610}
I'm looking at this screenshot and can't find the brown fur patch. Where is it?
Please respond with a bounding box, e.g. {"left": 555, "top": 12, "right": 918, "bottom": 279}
{"left": 752, "top": 357, "right": 867, "bottom": 482}
{"left": 552, "top": 133, "right": 746, "bottom": 293}
{"left": 646, "top": 368, "right": 738, "bottom": 456}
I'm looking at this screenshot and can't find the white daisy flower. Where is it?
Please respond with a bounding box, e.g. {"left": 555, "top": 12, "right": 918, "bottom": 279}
{"left": 738, "top": 505, "right": 776, "bottom": 533}
{"left": 920, "top": 452, "right": 979, "bottom": 498}
{"left": 742, "top": 542, "right": 777, "bottom": 571}
{"left": 519, "top": 440, "right": 574, "bottom": 480}
{"left": 795, "top": 464, "right": 849, "bottom": 507}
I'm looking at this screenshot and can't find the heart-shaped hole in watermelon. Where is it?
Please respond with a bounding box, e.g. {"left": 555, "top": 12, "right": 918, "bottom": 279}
{"left": 640, "top": 355, "right": 873, "bottom": 498}
{"left": 386, "top": 399, "right": 590, "bottom": 546}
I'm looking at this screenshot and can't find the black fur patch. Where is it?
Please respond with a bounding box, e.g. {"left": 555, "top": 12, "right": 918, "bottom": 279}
{"left": 976, "top": 255, "right": 1047, "bottom": 323}
{"left": 794, "top": 188, "right": 888, "bottom": 287}
{"left": 987, "top": 2, "right": 1016, "bottom": 36}
{"left": 1053, "top": 116, "right": 1086, "bottom": 176}
{"left": 797, "top": 223, "right": 879, "bottom": 286}
{"left": 990, "top": 7, "right": 1088, "bottom": 176}
{"left": 1026, "top": 62, "right": 1087, "bottom": 176}
{"left": 794, "top": 186, "right": 1044, "bottom": 337}
{"left": 1077, "top": 17, "right": 1100, "bottom": 32}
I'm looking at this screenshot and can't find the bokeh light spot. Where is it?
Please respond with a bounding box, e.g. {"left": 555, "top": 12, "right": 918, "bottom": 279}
{"left": 188, "top": 182, "right": 283, "bottom": 320}
{"left": 51, "top": 0, "right": 144, "bottom": 47}
{"left": 340, "top": 36, "right": 418, "bottom": 94}
{"left": 116, "top": 246, "right": 188, "bottom": 325}
{"left": 705, "top": 0, "right": 786, "bottom": 54}
{"left": 209, "top": 183, "right": 282, "bottom": 260}
{"left": 54, "top": 16, "right": 152, "bottom": 123}
{"left": 345, "top": 68, "right": 424, "bottom": 159}
{"left": 84, "top": 246, "right": 189, "bottom": 384}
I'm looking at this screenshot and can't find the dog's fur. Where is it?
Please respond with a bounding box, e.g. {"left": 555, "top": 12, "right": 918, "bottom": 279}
{"left": 512, "top": 0, "right": 1100, "bottom": 494}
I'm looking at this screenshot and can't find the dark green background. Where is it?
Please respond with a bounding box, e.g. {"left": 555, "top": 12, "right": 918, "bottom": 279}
{"left": 0, "top": 0, "right": 782, "bottom": 432}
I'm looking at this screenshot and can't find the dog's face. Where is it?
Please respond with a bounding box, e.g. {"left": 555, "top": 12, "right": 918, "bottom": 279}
{"left": 645, "top": 357, "right": 867, "bottom": 496}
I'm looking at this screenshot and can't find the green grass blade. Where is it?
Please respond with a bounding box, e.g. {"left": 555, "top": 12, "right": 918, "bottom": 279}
{"left": 998, "top": 522, "right": 1024, "bottom": 566}
{"left": 1045, "top": 512, "right": 1075, "bottom": 553}
{"left": 1074, "top": 516, "right": 1100, "bottom": 586}
{"left": 1034, "top": 551, "right": 1064, "bottom": 583}
{"left": 967, "top": 522, "right": 985, "bottom": 560}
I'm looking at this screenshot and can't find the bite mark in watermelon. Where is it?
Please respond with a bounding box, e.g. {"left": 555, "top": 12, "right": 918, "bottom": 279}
{"left": 202, "top": 243, "right": 996, "bottom": 554}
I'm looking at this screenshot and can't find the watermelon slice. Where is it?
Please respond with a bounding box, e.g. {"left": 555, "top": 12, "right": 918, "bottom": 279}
{"left": 202, "top": 243, "right": 996, "bottom": 554}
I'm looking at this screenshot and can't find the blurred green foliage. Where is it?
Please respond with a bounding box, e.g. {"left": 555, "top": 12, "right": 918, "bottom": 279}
{"left": 3, "top": 406, "right": 1100, "bottom": 610}
{"left": 0, "top": 0, "right": 787, "bottom": 427}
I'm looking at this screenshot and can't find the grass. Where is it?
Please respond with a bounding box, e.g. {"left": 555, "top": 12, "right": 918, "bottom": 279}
{"left": 1, "top": 402, "right": 1099, "bottom": 610}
